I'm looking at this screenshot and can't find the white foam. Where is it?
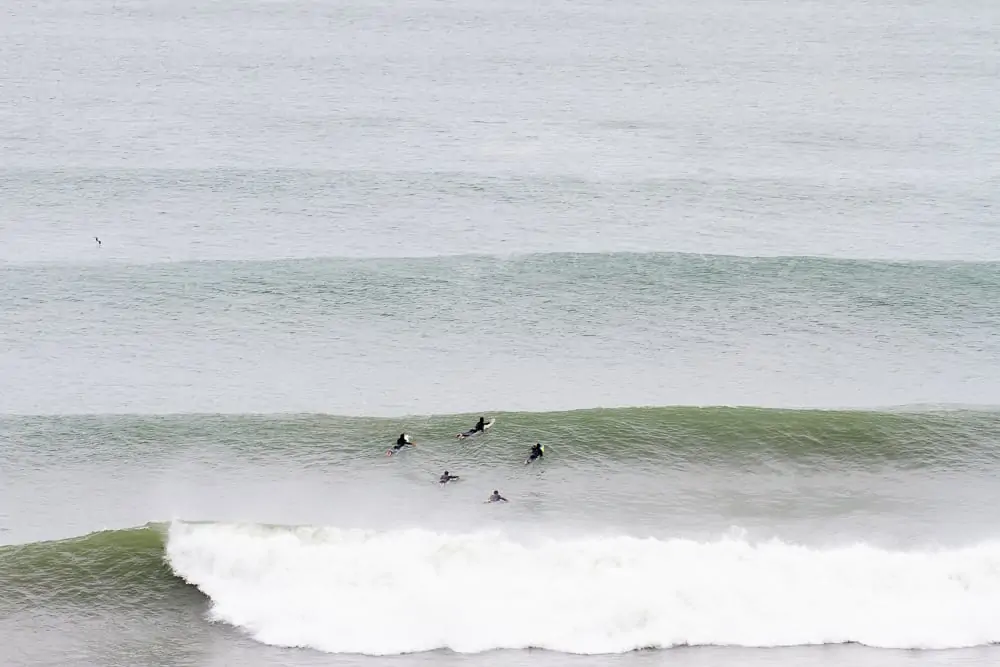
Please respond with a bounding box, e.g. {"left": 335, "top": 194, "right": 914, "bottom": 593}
{"left": 165, "top": 521, "right": 1000, "bottom": 655}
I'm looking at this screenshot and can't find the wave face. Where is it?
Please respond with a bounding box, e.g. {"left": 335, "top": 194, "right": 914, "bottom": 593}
{"left": 6, "top": 406, "right": 999, "bottom": 466}
{"left": 395, "top": 405, "right": 1000, "bottom": 467}
{"left": 159, "top": 521, "right": 1000, "bottom": 654}
{"left": 0, "top": 525, "right": 184, "bottom": 612}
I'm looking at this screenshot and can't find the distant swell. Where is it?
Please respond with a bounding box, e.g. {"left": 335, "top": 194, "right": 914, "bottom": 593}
{"left": 4, "top": 251, "right": 999, "bottom": 415}
{"left": 163, "top": 521, "right": 1000, "bottom": 654}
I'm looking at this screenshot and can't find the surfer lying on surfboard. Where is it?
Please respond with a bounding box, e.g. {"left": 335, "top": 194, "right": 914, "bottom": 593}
{"left": 525, "top": 443, "right": 544, "bottom": 464}
{"left": 387, "top": 433, "right": 414, "bottom": 455}
{"left": 457, "top": 416, "right": 494, "bottom": 439}
{"left": 487, "top": 490, "right": 508, "bottom": 503}
{"left": 439, "top": 471, "right": 459, "bottom": 484}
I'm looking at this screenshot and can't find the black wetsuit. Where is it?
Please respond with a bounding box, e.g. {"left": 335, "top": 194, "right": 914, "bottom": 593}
{"left": 440, "top": 473, "right": 459, "bottom": 484}
{"left": 473, "top": 418, "right": 486, "bottom": 432}
{"left": 393, "top": 435, "right": 411, "bottom": 451}
{"left": 527, "top": 445, "right": 543, "bottom": 462}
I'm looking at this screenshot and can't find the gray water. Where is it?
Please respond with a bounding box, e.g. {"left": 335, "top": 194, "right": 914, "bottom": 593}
{"left": 2, "top": 0, "right": 1000, "bottom": 665}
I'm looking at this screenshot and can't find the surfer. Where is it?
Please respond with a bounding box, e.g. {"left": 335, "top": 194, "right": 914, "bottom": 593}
{"left": 457, "top": 416, "right": 492, "bottom": 439}
{"left": 439, "top": 471, "right": 459, "bottom": 484}
{"left": 487, "top": 490, "right": 508, "bottom": 503}
{"left": 95, "top": 236, "right": 101, "bottom": 247}
{"left": 392, "top": 433, "right": 413, "bottom": 452}
{"left": 526, "top": 443, "right": 544, "bottom": 464}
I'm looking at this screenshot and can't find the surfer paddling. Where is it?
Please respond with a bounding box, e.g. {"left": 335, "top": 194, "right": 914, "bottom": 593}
{"left": 457, "top": 416, "right": 493, "bottom": 439}
{"left": 486, "top": 490, "right": 508, "bottom": 503}
{"left": 386, "top": 433, "right": 414, "bottom": 456}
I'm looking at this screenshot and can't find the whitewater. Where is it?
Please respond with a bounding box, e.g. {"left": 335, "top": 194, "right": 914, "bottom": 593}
{"left": 165, "top": 521, "right": 1000, "bottom": 655}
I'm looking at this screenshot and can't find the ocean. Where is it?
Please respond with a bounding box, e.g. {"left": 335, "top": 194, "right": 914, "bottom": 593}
{"left": 2, "top": 0, "right": 999, "bottom": 665}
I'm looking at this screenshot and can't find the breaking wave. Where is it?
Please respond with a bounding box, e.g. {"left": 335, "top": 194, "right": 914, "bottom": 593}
{"left": 6, "top": 520, "right": 1000, "bottom": 654}
{"left": 165, "top": 521, "right": 1000, "bottom": 654}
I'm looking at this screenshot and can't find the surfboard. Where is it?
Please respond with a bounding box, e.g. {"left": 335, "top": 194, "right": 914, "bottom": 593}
{"left": 386, "top": 443, "right": 415, "bottom": 456}
{"left": 456, "top": 418, "right": 495, "bottom": 439}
